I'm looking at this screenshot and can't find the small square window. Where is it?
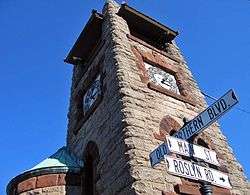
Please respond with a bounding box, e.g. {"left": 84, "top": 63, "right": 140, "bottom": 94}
{"left": 144, "top": 62, "right": 180, "bottom": 95}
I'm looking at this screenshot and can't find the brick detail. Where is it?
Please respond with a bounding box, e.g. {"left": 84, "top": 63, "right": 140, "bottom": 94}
{"left": 148, "top": 82, "right": 196, "bottom": 106}
{"left": 17, "top": 177, "right": 36, "bottom": 194}
{"left": 131, "top": 46, "right": 149, "bottom": 84}
{"left": 174, "top": 182, "right": 232, "bottom": 195}
{"left": 175, "top": 183, "right": 201, "bottom": 195}
{"left": 36, "top": 174, "right": 58, "bottom": 188}
{"left": 154, "top": 116, "right": 181, "bottom": 141}
{"left": 214, "top": 186, "right": 231, "bottom": 195}
{"left": 15, "top": 173, "right": 81, "bottom": 194}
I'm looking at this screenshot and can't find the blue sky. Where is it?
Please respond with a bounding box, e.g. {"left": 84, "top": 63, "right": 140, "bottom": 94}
{"left": 0, "top": 0, "right": 249, "bottom": 193}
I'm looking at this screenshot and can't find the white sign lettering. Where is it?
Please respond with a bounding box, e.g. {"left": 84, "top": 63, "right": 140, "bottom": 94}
{"left": 166, "top": 136, "right": 219, "bottom": 165}
{"left": 173, "top": 89, "right": 238, "bottom": 140}
{"left": 150, "top": 143, "right": 168, "bottom": 167}
{"left": 165, "top": 156, "right": 231, "bottom": 189}
{"left": 149, "top": 136, "right": 219, "bottom": 167}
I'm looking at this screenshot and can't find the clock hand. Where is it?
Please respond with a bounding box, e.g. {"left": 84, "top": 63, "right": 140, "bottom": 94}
{"left": 161, "top": 78, "right": 171, "bottom": 86}
{"left": 92, "top": 90, "right": 98, "bottom": 97}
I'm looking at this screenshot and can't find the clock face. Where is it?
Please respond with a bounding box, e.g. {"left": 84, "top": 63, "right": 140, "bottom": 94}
{"left": 144, "top": 62, "right": 180, "bottom": 95}
{"left": 83, "top": 75, "right": 102, "bottom": 113}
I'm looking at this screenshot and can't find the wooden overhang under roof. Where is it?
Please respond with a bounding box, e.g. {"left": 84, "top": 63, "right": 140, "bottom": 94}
{"left": 64, "top": 10, "right": 103, "bottom": 65}
{"left": 117, "top": 4, "right": 178, "bottom": 48}
{"left": 65, "top": 5, "right": 178, "bottom": 65}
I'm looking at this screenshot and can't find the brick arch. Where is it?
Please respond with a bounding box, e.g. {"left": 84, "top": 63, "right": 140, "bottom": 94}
{"left": 154, "top": 116, "right": 181, "bottom": 141}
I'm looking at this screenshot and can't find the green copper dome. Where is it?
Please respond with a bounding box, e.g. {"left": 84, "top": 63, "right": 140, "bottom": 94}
{"left": 29, "top": 146, "right": 83, "bottom": 171}
{"left": 7, "top": 147, "right": 83, "bottom": 195}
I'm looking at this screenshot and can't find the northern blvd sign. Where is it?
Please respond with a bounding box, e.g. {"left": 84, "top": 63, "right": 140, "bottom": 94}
{"left": 150, "top": 136, "right": 219, "bottom": 167}
{"left": 165, "top": 156, "right": 232, "bottom": 189}
{"left": 173, "top": 89, "right": 238, "bottom": 140}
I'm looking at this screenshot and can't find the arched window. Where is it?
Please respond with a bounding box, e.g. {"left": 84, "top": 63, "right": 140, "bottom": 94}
{"left": 82, "top": 141, "right": 100, "bottom": 195}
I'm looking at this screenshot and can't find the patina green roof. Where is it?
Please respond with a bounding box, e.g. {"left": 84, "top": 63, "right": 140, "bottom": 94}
{"left": 30, "top": 146, "right": 83, "bottom": 171}
{"left": 7, "top": 147, "right": 83, "bottom": 195}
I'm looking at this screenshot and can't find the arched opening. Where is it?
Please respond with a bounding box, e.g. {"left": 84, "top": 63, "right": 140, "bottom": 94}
{"left": 82, "top": 141, "right": 100, "bottom": 195}
{"left": 85, "top": 155, "right": 94, "bottom": 195}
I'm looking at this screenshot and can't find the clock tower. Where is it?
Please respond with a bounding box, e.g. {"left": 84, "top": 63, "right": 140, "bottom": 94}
{"left": 63, "top": 1, "right": 249, "bottom": 194}
{"left": 7, "top": 1, "right": 249, "bottom": 195}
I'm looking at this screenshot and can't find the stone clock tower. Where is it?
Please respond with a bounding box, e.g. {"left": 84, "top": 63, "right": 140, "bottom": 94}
{"left": 7, "top": 1, "right": 249, "bottom": 195}
{"left": 65, "top": 1, "right": 249, "bottom": 194}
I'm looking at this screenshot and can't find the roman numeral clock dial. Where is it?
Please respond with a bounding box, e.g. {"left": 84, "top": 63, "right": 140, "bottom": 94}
{"left": 83, "top": 75, "right": 102, "bottom": 113}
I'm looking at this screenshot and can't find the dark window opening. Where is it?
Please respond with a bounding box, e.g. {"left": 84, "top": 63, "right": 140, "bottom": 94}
{"left": 117, "top": 4, "right": 178, "bottom": 51}
{"left": 130, "top": 30, "right": 169, "bottom": 51}
{"left": 85, "top": 155, "right": 94, "bottom": 195}
{"left": 82, "top": 141, "right": 100, "bottom": 195}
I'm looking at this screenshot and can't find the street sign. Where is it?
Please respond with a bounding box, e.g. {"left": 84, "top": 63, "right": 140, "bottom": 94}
{"left": 167, "top": 136, "right": 219, "bottom": 165}
{"left": 149, "top": 136, "right": 219, "bottom": 167}
{"left": 165, "top": 156, "right": 231, "bottom": 189}
{"left": 173, "top": 89, "right": 238, "bottom": 140}
{"left": 150, "top": 143, "right": 168, "bottom": 167}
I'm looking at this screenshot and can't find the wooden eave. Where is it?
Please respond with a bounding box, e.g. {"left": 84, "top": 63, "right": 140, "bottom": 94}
{"left": 64, "top": 10, "right": 103, "bottom": 65}
{"left": 118, "top": 4, "right": 178, "bottom": 44}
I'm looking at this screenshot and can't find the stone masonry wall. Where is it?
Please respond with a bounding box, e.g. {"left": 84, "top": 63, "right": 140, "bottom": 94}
{"left": 103, "top": 1, "right": 249, "bottom": 195}
{"left": 67, "top": 1, "right": 249, "bottom": 194}
{"left": 19, "top": 186, "right": 80, "bottom": 195}
{"left": 66, "top": 1, "right": 136, "bottom": 194}
{"left": 125, "top": 36, "right": 249, "bottom": 194}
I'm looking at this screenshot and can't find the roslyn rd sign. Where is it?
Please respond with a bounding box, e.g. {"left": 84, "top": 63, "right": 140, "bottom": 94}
{"left": 165, "top": 156, "right": 232, "bottom": 189}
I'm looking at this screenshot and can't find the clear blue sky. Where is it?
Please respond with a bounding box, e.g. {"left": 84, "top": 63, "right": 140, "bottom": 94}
{"left": 1, "top": 0, "right": 249, "bottom": 193}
